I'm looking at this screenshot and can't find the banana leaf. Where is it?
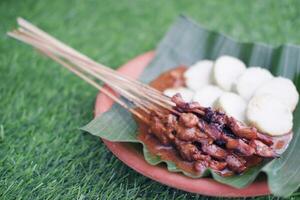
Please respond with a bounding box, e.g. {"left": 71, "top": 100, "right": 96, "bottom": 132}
{"left": 81, "top": 16, "right": 300, "bottom": 197}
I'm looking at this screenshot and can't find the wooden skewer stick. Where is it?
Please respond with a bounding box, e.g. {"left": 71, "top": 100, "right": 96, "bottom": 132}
{"left": 8, "top": 18, "right": 182, "bottom": 122}
{"left": 12, "top": 22, "right": 176, "bottom": 113}
{"left": 16, "top": 18, "right": 173, "bottom": 106}
{"left": 9, "top": 30, "right": 153, "bottom": 115}
{"left": 39, "top": 48, "right": 149, "bottom": 122}
{"left": 23, "top": 29, "right": 175, "bottom": 111}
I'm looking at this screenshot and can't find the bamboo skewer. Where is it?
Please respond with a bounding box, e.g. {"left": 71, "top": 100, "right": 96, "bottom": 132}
{"left": 41, "top": 49, "right": 149, "bottom": 119}
{"left": 9, "top": 30, "right": 161, "bottom": 113}
{"left": 7, "top": 18, "right": 179, "bottom": 122}
{"left": 13, "top": 22, "right": 176, "bottom": 114}
{"left": 16, "top": 18, "right": 173, "bottom": 105}
{"left": 27, "top": 31, "right": 175, "bottom": 112}
{"left": 10, "top": 21, "right": 175, "bottom": 109}
{"left": 10, "top": 31, "right": 153, "bottom": 113}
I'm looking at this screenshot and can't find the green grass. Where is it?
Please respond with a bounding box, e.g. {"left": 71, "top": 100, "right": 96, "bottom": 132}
{"left": 1, "top": 0, "right": 300, "bottom": 199}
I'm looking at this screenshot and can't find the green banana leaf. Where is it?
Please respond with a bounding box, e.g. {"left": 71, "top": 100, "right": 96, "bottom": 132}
{"left": 81, "top": 16, "right": 300, "bottom": 197}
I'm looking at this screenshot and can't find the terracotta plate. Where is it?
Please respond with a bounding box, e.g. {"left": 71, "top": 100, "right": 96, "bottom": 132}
{"left": 94, "top": 51, "right": 270, "bottom": 197}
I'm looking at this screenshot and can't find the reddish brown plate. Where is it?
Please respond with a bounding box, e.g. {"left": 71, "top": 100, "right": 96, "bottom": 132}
{"left": 94, "top": 51, "right": 270, "bottom": 197}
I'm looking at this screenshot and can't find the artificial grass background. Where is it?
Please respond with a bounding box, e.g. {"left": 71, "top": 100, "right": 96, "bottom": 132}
{"left": 1, "top": 0, "right": 300, "bottom": 199}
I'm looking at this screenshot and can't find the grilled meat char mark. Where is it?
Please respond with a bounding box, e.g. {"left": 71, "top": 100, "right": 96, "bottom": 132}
{"left": 147, "top": 94, "right": 279, "bottom": 175}
{"left": 172, "top": 94, "right": 277, "bottom": 157}
{"left": 149, "top": 113, "right": 245, "bottom": 174}
{"left": 176, "top": 112, "right": 249, "bottom": 172}
{"left": 149, "top": 110, "right": 241, "bottom": 173}
{"left": 150, "top": 111, "right": 248, "bottom": 174}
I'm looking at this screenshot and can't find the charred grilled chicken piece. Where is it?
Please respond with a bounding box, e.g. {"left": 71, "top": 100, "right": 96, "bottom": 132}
{"left": 147, "top": 94, "right": 281, "bottom": 175}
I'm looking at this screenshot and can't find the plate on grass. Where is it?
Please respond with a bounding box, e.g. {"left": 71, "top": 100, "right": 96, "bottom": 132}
{"left": 82, "top": 16, "right": 300, "bottom": 197}
{"left": 93, "top": 51, "right": 270, "bottom": 197}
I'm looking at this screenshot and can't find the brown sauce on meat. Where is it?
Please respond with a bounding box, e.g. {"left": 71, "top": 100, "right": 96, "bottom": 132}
{"left": 137, "top": 66, "right": 200, "bottom": 176}
{"left": 136, "top": 66, "right": 292, "bottom": 176}
{"left": 137, "top": 125, "right": 198, "bottom": 175}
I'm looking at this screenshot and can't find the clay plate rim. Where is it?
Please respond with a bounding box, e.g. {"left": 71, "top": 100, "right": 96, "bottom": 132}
{"left": 93, "top": 51, "right": 270, "bottom": 197}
